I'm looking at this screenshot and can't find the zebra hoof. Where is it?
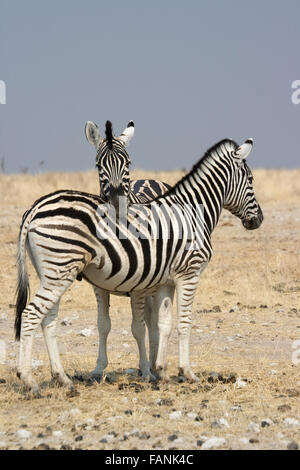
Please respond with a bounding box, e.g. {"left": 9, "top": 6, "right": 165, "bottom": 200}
{"left": 141, "top": 371, "right": 157, "bottom": 383}
{"left": 179, "top": 368, "right": 199, "bottom": 383}
{"left": 91, "top": 373, "right": 103, "bottom": 383}
{"left": 51, "top": 372, "right": 74, "bottom": 388}
{"left": 17, "top": 372, "right": 40, "bottom": 395}
{"left": 156, "top": 368, "right": 170, "bottom": 383}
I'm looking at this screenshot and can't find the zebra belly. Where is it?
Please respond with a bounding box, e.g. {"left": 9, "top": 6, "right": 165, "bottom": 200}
{"left": 82, "top": 263, "right": 173, "bottom": 293}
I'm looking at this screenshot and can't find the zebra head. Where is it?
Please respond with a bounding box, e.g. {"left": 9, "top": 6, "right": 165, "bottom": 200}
{"left": 85, "top": 120, "right": 134, "bottom": 206}
{"left": 224, "top": 138, "right": 263, "bottom": 230}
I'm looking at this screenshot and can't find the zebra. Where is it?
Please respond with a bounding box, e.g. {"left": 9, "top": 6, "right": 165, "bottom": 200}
{"left": 15, "top": 136, "right": 263, "bottom": 392}
{"left": 85, "top": 120, "right": 171, "bottom": 205}
{"left": 85, "top": 120, "right": 171, "bottom": 381}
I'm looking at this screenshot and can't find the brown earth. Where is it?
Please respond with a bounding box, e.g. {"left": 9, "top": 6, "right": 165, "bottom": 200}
{"left": 0, "top": 168, "right": 299, "bottom": 450}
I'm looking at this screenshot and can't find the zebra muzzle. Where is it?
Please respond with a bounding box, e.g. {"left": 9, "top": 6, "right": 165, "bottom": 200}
{"left": 243, "top": 208, "right": 263, "bottom": 230}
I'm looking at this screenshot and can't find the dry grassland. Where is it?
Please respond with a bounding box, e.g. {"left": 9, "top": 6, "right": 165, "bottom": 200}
{"left": 0, "top": 168, "right": 299, "bottom": 450}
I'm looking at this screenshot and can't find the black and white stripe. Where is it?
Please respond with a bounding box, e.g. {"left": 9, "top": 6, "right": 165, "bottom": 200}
{"left": 15, "top": 137, "right": 263, "bottom": 392}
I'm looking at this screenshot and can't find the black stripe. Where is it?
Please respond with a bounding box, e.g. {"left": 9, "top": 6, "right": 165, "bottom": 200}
{"left": 101, "top": 238, "right": 121, "bottom": 279}
{"left": 32, "top": 229, "right": 96, "bottom": 259}
{"left": 32, "top": 207, "right": 98, "bottom": 238}
{"left": 117, "top": 238, "right": 138, "bottom": 286}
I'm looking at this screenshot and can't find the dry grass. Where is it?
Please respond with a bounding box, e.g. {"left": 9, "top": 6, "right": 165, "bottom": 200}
{"left": 0, "top": 169, "right": 299, "bottom": 450}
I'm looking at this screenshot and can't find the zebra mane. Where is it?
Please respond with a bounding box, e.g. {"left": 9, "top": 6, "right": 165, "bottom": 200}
{"left": 153, "top": 138, "right": 239, "bottom": 202}
{"left": 105, "top": 120, "right": 114, "bottom": 149}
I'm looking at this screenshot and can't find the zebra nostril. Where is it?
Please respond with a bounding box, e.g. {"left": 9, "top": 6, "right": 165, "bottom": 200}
{"left": 243, "top": 215, "right": 262, "bottom": 230}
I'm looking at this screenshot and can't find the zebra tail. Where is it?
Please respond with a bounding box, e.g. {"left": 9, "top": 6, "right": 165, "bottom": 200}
{"left": 14, "top": 220, "right": 30, "bottom": 341}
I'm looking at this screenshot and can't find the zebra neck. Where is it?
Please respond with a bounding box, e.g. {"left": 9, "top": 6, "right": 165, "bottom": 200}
{"left": 166, "top": 153, "right": 232, "bottom": 234}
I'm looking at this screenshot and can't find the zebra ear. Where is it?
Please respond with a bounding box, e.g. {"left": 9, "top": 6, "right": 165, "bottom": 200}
{"left": 233, "top": 138, "right": 253, "bottom": 160}
{"left": 119, "top": 121, "right": 135, "bottom": 146}
{"left": 85, "top": 121, "right": 103, "bottom": 148}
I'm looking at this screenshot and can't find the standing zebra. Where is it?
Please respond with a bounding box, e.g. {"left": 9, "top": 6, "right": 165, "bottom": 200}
{"left": 85, "top": 120, "right": 171, "bottom": 380}
{"left": 15, "top": 136, "right": 263, "bottom": 392}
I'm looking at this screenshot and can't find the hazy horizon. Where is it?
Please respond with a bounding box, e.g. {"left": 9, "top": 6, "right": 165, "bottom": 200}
{"left": 1, "top": 1, "right": 300, "bottom": 174}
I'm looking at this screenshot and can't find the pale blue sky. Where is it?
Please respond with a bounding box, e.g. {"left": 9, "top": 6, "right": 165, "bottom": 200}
{"left": 0, "top": 0, "right": 299, "bottom": 173}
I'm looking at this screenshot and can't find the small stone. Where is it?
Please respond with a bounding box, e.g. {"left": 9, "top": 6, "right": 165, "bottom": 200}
{"left": 269, "top": 369, "right": 277, "bottom": 375}
{"left": 171, "top": 437, "right": 184, "bottom": 446}
{"left": 197, "top": 439, "right": 205, "bottom": 447}
{"left": 229, "top": 305, "right": 240, "bottom": 312}
{"left": 124, "top": 409, "right": 133, "bottom": 415}
{"left": 287, "top": 441, "right": 299, "bottom": 450}
{"left": 283, "top": 418, "right": 299, "bottom": 428}
{"left": 247, "top": 422, "right": 260, "bottom": 433}
{"left": 261, "top": 419, "right": 273, "bottom": 427}
{"left": 201, "top": 437, "right": 226, "bottom": 449}
{"left": 155, "top": 398, "right": 173, "bottom": 406}
{"left": 16, "top": 429, "right": 32, "bottom": 439}
{"left": 139, "top": 432, "right": 150, "bottom": 440}
{"left": 186, "top": 412, "right": 198, "bottom": 421}
{"left": 79, "top": 328, "right": 93, "bottom": 337}
{"left": 52, "top": 431, "right": 63, "bottom": 438}
{"left": 74, "top": 435, "right": 83, "bottom": 441}
{"left": 169, "top": 411, "right": 182, "bottom": 420}
{"left": 211, "top": 418, "right": 230, "bottom": 429}
{"left": 208, "top": 371, "right": 219, "bottom": 383}
{"left": 34, "top": 443, "right": 50, "bottom": 450}
{"left": 249, "top": 438, "right": 259, "bottom": 444}
{"left": 61, "top": 317, "right": 72, "bottom": 326}
{"left": 60, "top": 444, "right": 72, "bottom": 450}
{"left": 230, "top": 405, "right": 242, "bottom": 412}
{"left": 235, "top": 377, "right": 247, "bottom": 389}
{"left": 100, "top": 434, "right": 114, "bottom": 443}
{"left": 168, "top": 434, "right": 178, "bottom": 442}
{"left": 213, "top": 306, "right": 221, "bottom": 312}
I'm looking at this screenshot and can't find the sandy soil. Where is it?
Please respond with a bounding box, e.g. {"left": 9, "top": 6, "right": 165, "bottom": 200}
{"left": 0, "top": 168, "right": 299, "bottom": 450}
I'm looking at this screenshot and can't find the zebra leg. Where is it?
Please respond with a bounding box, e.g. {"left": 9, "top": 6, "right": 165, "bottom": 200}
{"left": 130, "top": 292, "right": 155, "bottom": 381}
{"left": 17, "top": 279, "right": 76, "bottom": 393}
{"left": 144, "top": 295, "right": 158, "bottom": 374}
{"left": 154, "top": 285, "right": 174, "bottom": 382}
{"left": 42, "top": 301, "right": 73, "bottom": 388}
{"left": 176, "top": 274, "right": 201, "bottom": 383}
{"left": 91, "top": 287, "right": 111, "bottom": 381}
